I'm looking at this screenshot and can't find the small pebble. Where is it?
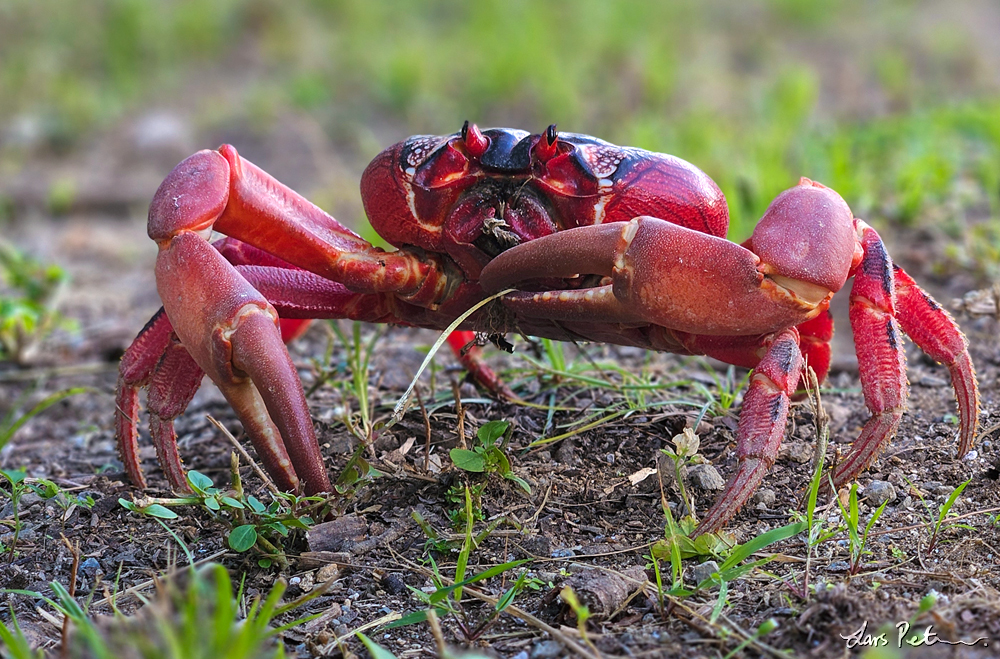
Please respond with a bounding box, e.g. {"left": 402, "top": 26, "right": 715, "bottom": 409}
{"left": 863, "top": 480, "right": 896, "bottom": 507}
{"left": 751, "top": 488, "right": 776, "bottom": 508}
{"left": 381, "top": 573, "right": 407, "bottom": 595}
{"left": 688, "top": 464, "right": 725, "bottom": 491}
{"left": 530, "top": 640, "right": 563, "bottom": 659}
{"left": 826, "top": 561, "right": 850, "bottom": 572}
{"left": 781, "top": 442, "right": 813, "bottom": 464}
{"left": 687, "top": 560, "right": 720, "bottom": 585}
{"left": 316, "top": 564, "right": 340, "bottom": 583}
{"left": 79, "top": 558, "right": 101, "bottom": 576}
{"left": 551, "top": 548, "right": 576, "bottom": 558}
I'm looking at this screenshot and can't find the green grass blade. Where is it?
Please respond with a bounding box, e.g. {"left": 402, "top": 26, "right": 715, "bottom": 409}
{"left": 718, "top": 521, "right": 806, "bottom": 574}
{"left": 0, "top": 386, "right": 92, "bottom": 450}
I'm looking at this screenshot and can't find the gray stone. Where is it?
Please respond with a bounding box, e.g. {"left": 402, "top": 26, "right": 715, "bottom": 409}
{"left": 79, "top": 557, "right": 102, "bottom": 576}
{"left": 826, "top": 560, "right": 850, "bottom": 572}
{"left": 751, "top": 488, "right": 776, "bottom": 508}
{"left": 823, "top": 401, "right": 851, "bottom": 431}
{"left": 687, "top": 560, "right": 720, "bottom": 585}
{"left": 530, "top": 640, "right": 564, "bottom": 659}
{"left": 688, "top": 464, "right": 725, "bottom": 491}
{"left": 863, "top": 481, "right": 896, "bottom": 507}
{"left": 780, "top": 441, "right": 813, "bottom": 464}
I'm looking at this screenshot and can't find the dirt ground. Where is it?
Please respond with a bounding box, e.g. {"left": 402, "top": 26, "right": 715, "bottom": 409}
{"left": 2, "top": 198, "right": 1000, "bottom": 659}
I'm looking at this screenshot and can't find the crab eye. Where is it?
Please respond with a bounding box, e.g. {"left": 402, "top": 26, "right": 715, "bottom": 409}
{"left": 531, "top": 124, "right": 559, "bottom": 163}
{"left": 461, "top": 120, "right": 490, "bottom": 158}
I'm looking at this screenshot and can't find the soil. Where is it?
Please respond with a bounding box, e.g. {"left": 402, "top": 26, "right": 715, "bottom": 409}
{"left": 3, "top": 202, "right": 1000, "bottom": 659}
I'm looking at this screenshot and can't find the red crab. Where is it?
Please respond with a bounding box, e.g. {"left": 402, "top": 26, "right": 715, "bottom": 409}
{"left": 115, "top": 123, "right": 979, "bottom": 535}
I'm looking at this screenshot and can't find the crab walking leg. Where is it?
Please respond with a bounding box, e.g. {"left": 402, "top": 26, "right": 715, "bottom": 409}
{"left": 794, "top": 310, "right": 834, "bottom": 386}
{"left": 694, "top": 329, "right": 803, "bottom": 535}
{"left": 445, "top": 331, "right": 515, "bottom": 398}
{"left": 115, "top": 309, "right": 202, "bottom": 489}
{"left": 830, "top": 224, "right": 908, "bottom": 488}
{"left": 892, "top": 265, "right": 979, "bottom": 456}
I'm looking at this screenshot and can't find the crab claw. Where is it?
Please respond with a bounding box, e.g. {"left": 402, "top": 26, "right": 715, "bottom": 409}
{"left": 480, "top": 217, "right": 825, "bottom": 336}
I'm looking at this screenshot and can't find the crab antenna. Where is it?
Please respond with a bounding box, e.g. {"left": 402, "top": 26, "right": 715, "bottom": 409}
{"left": 461, "top": 120, "right": 489, "bottom": 158}
{"left": 532, "top": 124, "right": 559, "bottom": 162}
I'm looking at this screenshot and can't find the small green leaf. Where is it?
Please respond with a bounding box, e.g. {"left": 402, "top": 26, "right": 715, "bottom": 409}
{"left": 477, "top": 420, "right": 510, "bottom": 447}
{"left": 490, "top": 447, "right": 512, "bottom": 474}
{"left": 1, "top": 469, "right": 26, "bottom": 485}
{"left": 268, "top": 521, "right": 289, "bottom": 537}
{"left": 228, "top": 525, "right": 258, "bottom": 552}
{"left": 187, "top": 470, "right": 213, "bottom": 494}
{"left": 258, "top": 557, "right": 273, "bottom": 568}
{"left": 504, "top": 473, "right": 532, "bottom": 494}
{"left": 450, "top": 448, "right": 486, "bottom": 472}
{"left": 204, "top": 496, "right": 221, "bottom": 511}
{"left": 27, "top": 478, "right": 59, "bottom": 499}
{"left": 118, "top": 498, "right": 138, "bottom": 512}
{"left": 247, "top": 496, "right": 266, "bottom": 513}
{"left": 221, "top": 496, "right": 244, "bottom": 509}
{"left": 142, "top": 504, "right": 179, "bottom": 519}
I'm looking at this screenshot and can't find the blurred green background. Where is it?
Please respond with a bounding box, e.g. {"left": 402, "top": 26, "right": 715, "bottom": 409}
{"left": 2, "top": 0, "right": 1000, "bottom": 269}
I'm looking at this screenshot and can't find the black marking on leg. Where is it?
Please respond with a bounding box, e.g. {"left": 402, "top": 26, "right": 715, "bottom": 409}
{"left": 920, "top": 290, "right": 942, "bottom": 311}
{"left": 769, "top": 396, "right": 784, "bottom": 423}
{"left": 862, "top": 239, "right": 893, "bottom": 297}
{"left": 886, "top": 319, "right": 899, "bottom": 351}
{"left": 137, "top": 307, "right": 167, "bottom": 338}
{"left": 770, "top": 336, "right": 797, "bottom": 375}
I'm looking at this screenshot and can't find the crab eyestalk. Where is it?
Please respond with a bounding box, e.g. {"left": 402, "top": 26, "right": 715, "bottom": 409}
{"left": 461, "top": 120, "right": 490, "bottom": 158}
{"left": 531, "top": 124, "right": 559, "bottom": 163}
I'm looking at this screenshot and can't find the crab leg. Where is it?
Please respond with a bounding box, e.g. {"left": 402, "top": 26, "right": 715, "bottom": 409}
{"left": 695, "top": 329, "right": 803, "bottom": 535}
{"left": 794, "top": 310, "right": 834, "bottom": 386}
{"left": 829, "top": 224, "right": 908, "bottom": 488}
{"left": 892, "top": 265, "right": 978, "bottom": 456}
{"left": 116, "top": 309, "right": 204, "bottom": 490}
